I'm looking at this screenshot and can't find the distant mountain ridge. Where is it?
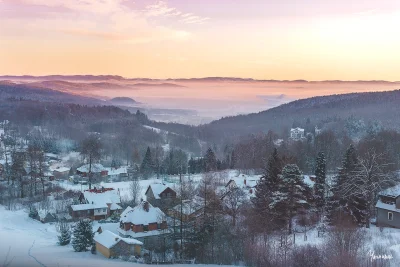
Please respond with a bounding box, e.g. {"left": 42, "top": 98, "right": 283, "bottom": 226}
{"left": 1, "top": 75, "right": 399, "bottom": 84}
{"left": 198, "top": 89, "right": 400, "bottom": 142}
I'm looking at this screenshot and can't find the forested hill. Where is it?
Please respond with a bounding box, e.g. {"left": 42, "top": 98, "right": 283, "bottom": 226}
{"left": 0, "top": 82, "right": 102, "bottom": 104}
{"left": 197, "top": 89, "right": 400, "bottom": 143}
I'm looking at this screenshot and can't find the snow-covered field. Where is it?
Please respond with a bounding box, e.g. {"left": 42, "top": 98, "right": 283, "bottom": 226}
{"left": 0, "top": 206, "right": 233, "bottom": 267}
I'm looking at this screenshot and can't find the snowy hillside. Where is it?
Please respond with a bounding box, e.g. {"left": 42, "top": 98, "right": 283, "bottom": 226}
{"left": 0, "top": 205, "right": 234, "bottom": 267}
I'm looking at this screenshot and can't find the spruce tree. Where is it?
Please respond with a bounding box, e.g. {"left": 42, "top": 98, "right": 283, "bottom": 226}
{"left": 280, "top": 164, "right": 310, "bottom": 234}
{"left": 252, "top": 148, "right": 284, "bottom": 232}
{"left": 58, "top": 224, "right": 71, "bottom": 246}
{"left": 326, "top": 144, "right": 359, "bottom": 225}
{"left": 204, "top": 148, "right": 217, "bottom": 172}
{"left": 314, "top": 152, "right": 326, "bottom": 212}
{"left": 72, "top": 220, "right": 94, "bottom": 252}
{"left": 140, "top": 147, "right": 154, "bottom": 178}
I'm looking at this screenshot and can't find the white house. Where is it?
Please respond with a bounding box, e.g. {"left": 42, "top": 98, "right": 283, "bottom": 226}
{"left": 290, "top": 127, "right": 305, "bottom": 141}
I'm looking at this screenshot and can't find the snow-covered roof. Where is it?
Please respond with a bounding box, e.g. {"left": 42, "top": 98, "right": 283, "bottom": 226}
{"left": 71, "top": 203, "right": 108, "bottom": 211}
{"left": 38, "top": 209, "right": 55, "bottom": 220}
{"left": 172, "top": 199, "right": 203, "bottom": 215}
{"left": 291, "top": 127, "right": 304, "bottom": 132}
{"left": 379, "top": 185, "right": 400, "bottom": 198}
{"left": 94, "top": 230, "right": 142, "bottom": 249}
{"left": 105, "top": 166, "right": 128, "bottom": 176}
{"left": 120, "top": 206, "right": 134, "bottom": 218}
{"left": 121, "top": 201, "right": 166, "bottom": 225}
{"left": 146, "top": 183, "right": 173, "bottom": 199}
{"left": 56, "top": 213, "right": 72, "bottom": 220}
{"left": 118, "top": 228, "right": 171, "bottom": 239}
{"left": 375, "top": 199, "right": 400, "bottom": 213}
{"left": 84, "top": 189, "right": 121, "bottom": 206}
{"left": 226, "top": 174, "right": 260, "bottom": 189}
{"left": 77, "top": 163, "right": 105, "bottom": 173}
{"left": 110, "top": 203, "right": 122, "bottom": 211}
{"left": 54, "top": 167, "right": 70, "bottom": 173}
{"left": 303, "top": 175, "right": 315, "bottom": 188}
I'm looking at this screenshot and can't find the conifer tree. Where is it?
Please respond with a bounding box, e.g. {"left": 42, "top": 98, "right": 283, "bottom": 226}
{"left": 314, "top": 152, "right": 326, "bottom": 212}
{"left": 140, "top": 147, "right": 154, "bottom": 178}
{"left": 326, "top": 144, "right": 358, "bottom": 225}
{"left": 204, "top": 148, "right": 217, "bottom": 172}
{"left": 58, "top": 224, "right": 71, "bottom": 246}
{"left": 252, "top": 148, "right": 284, "bottom": 232}
{"left": 72, "top": 220, "right": 94, "bottom": 252}
{"left": 280, "top": 164, "right": 310, "bottom": 234}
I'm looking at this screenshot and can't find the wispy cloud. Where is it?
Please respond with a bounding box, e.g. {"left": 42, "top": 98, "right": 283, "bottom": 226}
{"left": 144, "top": 1, "right": 210, "bottom": 25}
{"left": 0, "top": 0, "right": 207, "bottom": 42}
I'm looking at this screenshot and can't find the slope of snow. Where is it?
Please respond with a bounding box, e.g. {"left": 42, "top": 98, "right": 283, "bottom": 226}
{"left": 0, "top": 205, "right": 233, "bottom": 267}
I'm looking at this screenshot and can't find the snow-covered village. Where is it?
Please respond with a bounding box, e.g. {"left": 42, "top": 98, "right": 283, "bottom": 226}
{"left": 1, "top": 114, "right": 400, "bottom": 267}
{"left": 2, "top": 1, "right": 400, "bottom": 267}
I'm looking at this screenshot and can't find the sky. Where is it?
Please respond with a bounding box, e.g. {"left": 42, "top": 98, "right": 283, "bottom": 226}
{"left": 1, "top": 0, "right": 400, "bottom": 81}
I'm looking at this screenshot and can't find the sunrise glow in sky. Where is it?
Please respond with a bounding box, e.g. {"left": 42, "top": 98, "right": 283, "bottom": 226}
{"left": 1, "top": 0, "right": 400, "bottom": 81}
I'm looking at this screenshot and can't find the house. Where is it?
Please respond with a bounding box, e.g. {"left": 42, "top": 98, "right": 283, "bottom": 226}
{"left": 118, "top": 201, "right": 170, "bottom": 245}
{"left": 315, "top": 126, "right": 322, "bottom": 136}
{"left": 290, "top": 127, "right": 305, "bottom": 141}
{"left": 70, "top": 187, "right": 122, "bottom": 220}
{"left": 76, "top": 163, "right": 108, "bottom": 177}
{"left": 53, "top": 167, "right": 70, "bottom": 180}
{"left": 167, "top": 198, "right": 204, "bottom": 223}
{"left": 94, "top": 230, "right": 142, "bottom": 258}
{"left": 106, "top": 166, "right": 128, "bottom": 181}
{"left": 376, "top": 185, "right": 400, "bottom": 228}
{"left": 224, "top": 174, "right": 261, "bottom": 199}
{"left": 38, "top": 210, "right": 57, "bottom": 223}
{"left": 145, "top": 183, "right": 177, "bottom": 207}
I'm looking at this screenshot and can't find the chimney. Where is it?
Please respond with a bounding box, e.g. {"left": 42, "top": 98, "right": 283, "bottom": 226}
{"left": 97, "top": 226, "right": 102, "bottom": 234}
{"left": 115, "top": 237, "right": 119, "bottom": 241}
{"left": 143, "top": 201, "right": 150, "bottom": 212}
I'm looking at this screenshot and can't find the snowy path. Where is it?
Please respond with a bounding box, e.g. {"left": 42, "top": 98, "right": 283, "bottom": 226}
{"left": 28, "top": 241, "right": 47, "bottom": 267}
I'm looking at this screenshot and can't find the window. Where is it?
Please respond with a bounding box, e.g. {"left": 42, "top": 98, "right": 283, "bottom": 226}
{"left": 167, "top": 193, "right": 171, "bottom": 197}
{"left": 388, "top": 212, "right": 394, "bottom": 221}
{"left": 157, "top": 223, "right": 161, "bottom": 230}
{"left": 103, "top": 209, "right": 106, "bottom": 212}
{"left": 143, "top": 225, "right": 149, "bottom": 232}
